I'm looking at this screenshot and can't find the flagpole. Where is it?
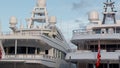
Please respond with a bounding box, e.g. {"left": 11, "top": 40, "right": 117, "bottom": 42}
{"left": 0, "top": 20, "right": 1, "bottom": 34}
{"left": 96, "top": 39, "right": 101, "bottom": 68}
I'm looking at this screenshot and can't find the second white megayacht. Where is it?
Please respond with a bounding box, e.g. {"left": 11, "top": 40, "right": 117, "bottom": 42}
{"left": 66, "top": 0, "right": 120, "bottom": 68}
{"left": 0, "top": 0, "right": 74, "bottom": 68}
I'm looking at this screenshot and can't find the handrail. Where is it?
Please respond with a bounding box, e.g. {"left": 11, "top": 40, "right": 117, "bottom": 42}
{"left": 73, "top": 29, "right": 94, "bottom": 35}
{"left": 73, "top": 29, "right": 120, "bottom": 35}
{"left": 5, "top": 54, "right": 56, "bottom": 60}
{"left": 0, "top": 32, "right": 42, "bottom": 36}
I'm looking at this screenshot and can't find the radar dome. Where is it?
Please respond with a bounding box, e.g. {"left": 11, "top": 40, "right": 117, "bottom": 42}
{"left": 37, "top": 0, "right": 46, "bottom": 7}
{"left": 49, "top": 16, "right": 56, "bottom": 24}
{"left": 88, "top": 11, "right": 99, "bottom": 22}
{"left": 9, "top": 16, "right": 17, "bottom": 25}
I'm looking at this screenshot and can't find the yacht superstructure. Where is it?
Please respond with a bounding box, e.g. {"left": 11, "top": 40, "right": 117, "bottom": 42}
{"left": 0, "top": 0, "right": 71, "bottom": 68}
{"left": 66, "top": 0, "right": 120, "bottom": 68}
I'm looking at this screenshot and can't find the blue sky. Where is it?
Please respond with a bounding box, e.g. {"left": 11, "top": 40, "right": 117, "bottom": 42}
{"left": 0, "top": 0, "right": 120, "bottom": 48}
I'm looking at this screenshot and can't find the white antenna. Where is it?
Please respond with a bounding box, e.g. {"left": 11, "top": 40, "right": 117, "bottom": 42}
{"left": 20, "top": 19, "right": 24, "bottom": 29}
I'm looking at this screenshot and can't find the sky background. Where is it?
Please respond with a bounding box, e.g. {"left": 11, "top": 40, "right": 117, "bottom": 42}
{"left": 0, "top": 0, "right": 120, "bottom": 48}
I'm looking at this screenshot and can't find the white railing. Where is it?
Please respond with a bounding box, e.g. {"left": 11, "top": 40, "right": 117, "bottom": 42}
{"left": 4, "top": 54, "right": 56, "bottom": 60}
{"left": 0, "top": 31, "right": 42, "bottom": 36}
{"left": 73, "top": 29, "right": 94, "bottom": 35}
{"left": 73, "top": 29, "right": 120, "bottom": 36}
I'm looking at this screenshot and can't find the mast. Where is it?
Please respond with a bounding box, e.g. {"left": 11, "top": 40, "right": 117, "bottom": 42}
{"left": 102, "top": 0, "right": 117, "bottom": 24}
{"left": 0, "top": 20, "right": 1, "bottom": 34}
{"left": 27, "top": 0, "right": 48, "bottom": 28}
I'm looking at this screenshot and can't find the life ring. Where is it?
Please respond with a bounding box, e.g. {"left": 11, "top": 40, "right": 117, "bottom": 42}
{"left": 0, "top": 47, "right": 2, "bottom": 59}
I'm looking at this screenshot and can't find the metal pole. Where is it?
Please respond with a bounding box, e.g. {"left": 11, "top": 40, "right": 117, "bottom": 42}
{"left": 69, "top": 56, "right": 71, "bottom": 68}
{"left": 77, "top": 62, "right": 79, "bottom": 68}
{"left": 35, "top": 47, "right": 37, "bottom": 54}
{"left": 14, "top": 62, "right": 16, "bottom": 68}
{"left": 119, "top": 56, "right": 120, "bottom": 68}
{"left": 93, "top": 63, "right": 95, "bottom": 68}
{"left": 6, "top": 47, "right": 8, "bottom": 54}
{"left": 15, "top": 40, "right": 17, "bottom": 56}
{"left": 26, "top": 47, "right": 28, "bottom": 54}
{"left": 107, "top": 61, "right": 109, "bottom": 68}
{"left": 0, "top": 20, "right": 1, "bottom": 34}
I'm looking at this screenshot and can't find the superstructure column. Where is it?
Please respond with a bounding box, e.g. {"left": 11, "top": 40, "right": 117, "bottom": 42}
{"left": 77, "top": 62, "right": 79, "bottom": 68}
{"left": 6, "top": 47, "right": 9, "bottom": 54}
{"left": 15, "top": 39, "right": 17, "bottom": 56}
{"left": 35, "top": 47, "right": 37, "bottom": 54}
{"left": 107, "top": 61, "right": 109, "bottom": 68}
{"left": 26, "top": 47, "right": 28, "bottom": 54}
{"left": 118, "top": 56, "right": 120, "bottom": 68}
{"left": 93, "top": 64, "right": 95, "bottom": 68}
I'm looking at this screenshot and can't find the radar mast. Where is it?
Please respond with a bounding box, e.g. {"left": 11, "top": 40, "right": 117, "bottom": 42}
{"left": 102, "top": 0, "right": 117, "bottom": 24}
{"left": 27, "top": 0, "right": 48, "bottom": 28}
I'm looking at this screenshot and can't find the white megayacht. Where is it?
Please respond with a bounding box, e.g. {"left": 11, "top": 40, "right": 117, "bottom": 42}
{"left": 0, "top": 0, "right": 74, "bottom": 68}
{"left": 66, "top": 0, "right": 120, "bottom": 68}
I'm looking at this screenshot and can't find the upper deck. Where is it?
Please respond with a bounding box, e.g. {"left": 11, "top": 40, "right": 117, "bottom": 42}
{"left": 71, "top": 20, "right": 120, "bottom": 42}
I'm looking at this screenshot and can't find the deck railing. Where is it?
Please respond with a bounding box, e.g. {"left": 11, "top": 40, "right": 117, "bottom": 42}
{"left": 4, "top": 54, "right": 56, "bottom": 60}
{"left": 0, "top": 31, "right": 42, "bottom": 36}
{"left": 73, "top": 29, "right": 120, "bottom": 35}
{"left": 73, "top": 29, "right": 94, "bottom": 35}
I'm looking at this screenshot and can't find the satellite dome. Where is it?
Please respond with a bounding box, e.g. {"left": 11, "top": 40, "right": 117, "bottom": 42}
{"left": 49, "top": 16, "right": 56, "bottom": 24}
{"left": 88, "top": 11, "right": 99, "bottom": 22}
{"left": 37, "top": 0, "right": 46, "bottom": 7}
{"left": 9, "top": 16, "right": 17, "bottom": 25}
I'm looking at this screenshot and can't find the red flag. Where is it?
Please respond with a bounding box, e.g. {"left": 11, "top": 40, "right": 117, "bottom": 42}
{"left": 0, "top": 47, "right": 2, "bottom": 59}
{"left": 96, "top": 40, "right": 101, "bottom": 68}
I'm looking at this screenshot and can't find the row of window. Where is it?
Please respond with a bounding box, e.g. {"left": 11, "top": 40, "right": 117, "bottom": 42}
{"left": 78, "top": 44, "right": 120, "bottom": 52}
{"left": 89, "top": 44, "right": 120, "bottom": 52}
{"left": 4, "top": 47, "right": 66, "bottom": 59}
{"left": 93, "top": 28, "right": 120, "bottom": 34}
{"left": 4, "top": 47, "right": 41, "bottom": 54}
{"left": 88, "top": 63, "right": 119, "bottom": 68}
